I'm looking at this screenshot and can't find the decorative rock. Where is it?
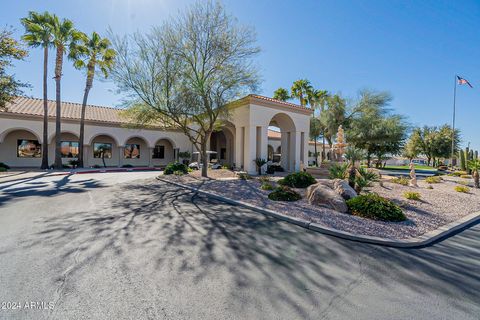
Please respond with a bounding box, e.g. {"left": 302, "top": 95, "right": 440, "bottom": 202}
{"left": 333, "top": 179, "right": 357, "bottom": 200}
{"left": 306, "top": 183, "right": 348, "bottom": 213}
{"left": 409, "top": 162, "right": 418, "bottom": 187}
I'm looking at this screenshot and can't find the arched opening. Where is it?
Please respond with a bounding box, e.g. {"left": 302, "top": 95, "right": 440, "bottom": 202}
{"left": 123, "top": 136, "right": 149, "bottom": 166}
{"left": 48, "top": 132, "right": 79, "bottom": 165}
{"left": 152, "top": 138, "right": 175, "bottom": 167}
{"left": 89, "top": 134, "right": 119, "bottom": 167}
{"left": 209, "top": 122, "right": 235, "bottom": 168}
{"left": 0, "top": 129, "right": 42, "bottom": 167}
{"left": 267, "top": 113, "right": 297, "bottom": 172}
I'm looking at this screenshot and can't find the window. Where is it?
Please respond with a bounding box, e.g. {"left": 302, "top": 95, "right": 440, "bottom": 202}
{"left": 93, "top": 143, "right": 112, "bottom": 159}
{"left": 17, "top": 139, "right": 41, "bottom": 158}
{"left": 61, "top": 141, "right": 79, "bottom": 158}
{"left": 153, "top": 145, "right": 165, "bottom": 159}
{"left": 220, "top": 148, "right": 226, "bottom": 160}
{"left": 124, "top": 144, "right": 140, "bottom": 159}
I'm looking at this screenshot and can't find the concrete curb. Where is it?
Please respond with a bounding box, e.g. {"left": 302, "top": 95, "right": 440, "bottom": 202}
{"left": 157, "top": 177, "right": 480, "bottom": 248}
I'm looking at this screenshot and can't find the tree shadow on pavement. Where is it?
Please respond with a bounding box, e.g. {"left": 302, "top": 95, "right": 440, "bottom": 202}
{"left": 22, "top": 179, "right": 480, "bottom": 319}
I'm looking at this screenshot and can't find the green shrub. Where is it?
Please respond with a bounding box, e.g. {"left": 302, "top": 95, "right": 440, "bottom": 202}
{"left": 258, "top": 176, "right": 271, "bottom": 183}
{"left": 454, "top": 185, "right": 470, "bottom": 193}
{"left": 268, "top": 186, "right": 301, "bottom": 201}
{"left": 453, "top": 171, "right": 467, "bottom": 177}
{"left": 346, "top": 193, "right": 406, "bottom": 222}
{"left": 0, "top": 167, "right": 7, "bottom": 172}
{"left": 122, "top": 164, "right": 134, "bottom": 168}
{"left": 404, "top": 191, "right": 421, "bottom": 200}
{"left": 457, "top": 180, "right": 469, "bottom": 186}
{"left": 0, "top": 162, "right": 11, "bottom": 170}
{"left": 173, "top": 170, "right": 185, "bottom": 176}
{"left": 237, "top": 172, "right": 251, "bottom": 180}
{"left": 278, "top": 171, "right": 316, "bottom": 188}
{"left": 260, "top": 183, "right": 274, "bottom": 190}
{"left": 329, "top": 163, "right": 348, "bottom": 179}
{"left": 164, "top": 162, "right": 188, "bottom": 175}
{"left": 68, "top": 159, "right": 79, "bottom": 168}
{"left": 390, "top": 176, "right": 409, "bottom": 186}
{"left": 460, "top": 174, "right": 472, "bottom": 179}
{"left": 266, "top": 165, "right": 284, "bottom": 174}
{"left": 354, "top": 167, "right": 379, "bottom": 193}
{"left": 425, "top": 176, "right": 442, "bottom": 184}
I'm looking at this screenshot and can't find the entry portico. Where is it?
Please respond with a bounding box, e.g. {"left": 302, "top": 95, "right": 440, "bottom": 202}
{"left": 0, "top": 95, "right": 312, "bottom": 174}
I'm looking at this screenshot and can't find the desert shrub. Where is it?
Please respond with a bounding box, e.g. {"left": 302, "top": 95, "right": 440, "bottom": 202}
{"left": 260, "top": 183, "right": 274, "bottom": 190}
{"left": 0, "top": 162, "right": 11, "bottom": 170}
{"left": 237, "top": 172, "right": 251, "bottom": 180}
{"left": 266, "top": 165, "right": 284, "bottom": 174}
{"left": 329, "top": 163, "right": 348, "bottom": 179}
{"left": 460, "top": 174, "right": 472, "bottom": 179}
{"left": 454, "top": 185, "right": 470, "bottom": 193}
{"left": 390, "top": 176, "right": 409, "bottom": 186}
{"left": 173, "top": 170, "right": 185, "bottom": 176}
{"left": 346, "top": 193, "right": 406, "bottom": 222}
{"left": 258, "top": 176, "right": 271, "bottom": 183}
{"left": 164, "top": 162, "right": 188, "bottom": 175}
{"left": 278, "top": 171, "right": 316, "bottom": 188}
{"left": 268, "top": 186, "right": 301, "bottom": 201}
{"left": 404, "top": 191, "right": 421, "bottom": 200}
{"left": 68, "top": 160, "right": 79, "bottom": 168}
{"left": 425, "top": 176, "right": 442, "bottom": 184}
{"left": 122, "top": 164, "right": 133, "bottom": 168}
{"left": 453, "top": 171, "right": 467, "bottom": 177}
{"left": 354, "top": 167, "right": 380, "bottom": 193}
{"left": 457, "top": 180, "right": 469, "bottom": 186}
{"left": 0, "top": 167, "right": 7, "bottom": 172}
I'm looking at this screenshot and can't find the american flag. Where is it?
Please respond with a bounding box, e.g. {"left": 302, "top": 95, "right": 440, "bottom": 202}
{"left": 457, "top": 76, "right": 473, "bottom": 88}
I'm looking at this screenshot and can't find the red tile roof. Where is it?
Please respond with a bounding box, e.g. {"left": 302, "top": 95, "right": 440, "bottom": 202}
{"left": 248, "top": 94, "right": 312, "bottom": 112}
{"left": 3, "top": 96, "right": 126, "bottom": 124}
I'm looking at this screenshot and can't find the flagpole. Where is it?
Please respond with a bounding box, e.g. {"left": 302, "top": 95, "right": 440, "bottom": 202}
{"left": 450, "top": 75, "right": 457, "bottom": 170}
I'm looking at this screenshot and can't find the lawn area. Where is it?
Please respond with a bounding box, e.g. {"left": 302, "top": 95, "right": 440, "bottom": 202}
{"left": 382, "top": 165, "right": 438, "bottom": 172}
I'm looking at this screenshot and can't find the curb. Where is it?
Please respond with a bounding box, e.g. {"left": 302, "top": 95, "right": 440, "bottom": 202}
{"left": 157, "top": 177, "right": 480, "bottom": 248}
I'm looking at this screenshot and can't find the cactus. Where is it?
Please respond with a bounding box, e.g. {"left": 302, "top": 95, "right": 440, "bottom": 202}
{"left": 459, "top": 150, "right": 466, "bottom": 171}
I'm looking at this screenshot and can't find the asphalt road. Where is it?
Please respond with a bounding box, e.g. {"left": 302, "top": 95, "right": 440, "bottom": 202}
{"left": 0, "top": 172, "right": 479, "bottom": 320}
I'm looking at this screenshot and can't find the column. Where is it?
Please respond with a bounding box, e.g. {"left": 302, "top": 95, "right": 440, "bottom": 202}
{"left": 292, "top": 131, "right": 301, "bottom": 172}
{"left": 235, "top": 126, "right": 244, "bottom": 170}
{"left": 259, "top": 126, "right": 269, "bottom": 174}
{"left": 118, "top": 146, "right": 124, "bottom": 167}
{"left": 244, "top": 126, "right": 257, "bottom": 174}
{"left": 83, "top": 145, "right": 90, "bottom": 167}
{"left": 280, "top": 131, "right": 289, "bottom": 171}
{"left": 148, "top": 147, "right": 154, "bottom": 167}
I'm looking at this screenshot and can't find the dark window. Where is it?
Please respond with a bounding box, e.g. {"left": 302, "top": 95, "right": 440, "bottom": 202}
{"left": 17, "top": 139, "right": 41, "bottom": 158}
{"left": 124, "top": 144, "right": 140, "bottom": 159}
{"left": 220, "top": 148, "right": 226, "bottom": 160}
{"left": 61, "top": 141, "right": 79, "bottom": 158}
{"left": 153, "top": 145, "right": 165, "bottom": 159}
{"left": 93, "top": 143, "right": 112, "bottom": 159}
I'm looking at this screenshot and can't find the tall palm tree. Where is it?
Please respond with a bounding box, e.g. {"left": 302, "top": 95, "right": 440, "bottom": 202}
{"left": 69, "top": 32, "right": 116, "bottom": 168}
{"left": 307, "top": 89, "right": 329, "bottom": 162}
{"left": 291, "top": 79, "right": 312, "bottom": 107}
{"left": 50, "top": 15, "right": 82, "bottom": 169}
{"left": 21, "top": 11, "right": 54, "bottom": 170}
{"left": 273, "top": 87, "right": 290, "bottom": 101}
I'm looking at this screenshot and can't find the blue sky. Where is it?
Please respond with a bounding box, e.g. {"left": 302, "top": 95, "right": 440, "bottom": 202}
{"left": 3, "top": 0, "right": 480, "bottom": 150}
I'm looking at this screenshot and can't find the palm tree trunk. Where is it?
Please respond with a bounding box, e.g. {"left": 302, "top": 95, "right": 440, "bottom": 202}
{"left": 322, "top": 134, "right": 326, "bottom": 163}
{"left": 54, "top": 46, "right": 64, "bottom": 170}
{"left": 78, "top": 70, "right": 93, "bottom": 168}
{"left": 314, "top": 139, "right": 318, "bottom": 167}
{"left": 41, "top": 46, "right": 49, "bottom": 170}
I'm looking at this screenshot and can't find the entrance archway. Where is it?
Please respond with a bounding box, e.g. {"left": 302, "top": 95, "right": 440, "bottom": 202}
{"left": 267, "top": 113, "right": 297, "bottom": 172}
{"left": 209, "top": 122, "right": 235, "bottom": 167}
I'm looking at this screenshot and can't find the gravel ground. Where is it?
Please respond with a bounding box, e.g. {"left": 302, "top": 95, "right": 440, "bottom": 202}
{"left": 163, "top": 174, "right": 480, "bottom": 240}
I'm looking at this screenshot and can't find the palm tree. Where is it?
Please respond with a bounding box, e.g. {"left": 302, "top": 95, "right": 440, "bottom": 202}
{"left": 21, "top": 11, "right": 54, "bottom": 170}
{"left": 69, "top": 32, "right": 116, "bottom": 168}
{"left": 273, "top": 88, "right": 290, "bottom": 101}
{"left": 50, "top": 15, "right": 82, "bottom": 169}
{"left": 344, "top": 146, "right": 365, "bottom": 189}
{"left": 291, "top": 79, "right": 312, "bottom": 107}
{"left": 467, "top": 158, "right": 480, "bottom": 188}
{"left": 307, "top": 89, "right": 329, "bottom": 163}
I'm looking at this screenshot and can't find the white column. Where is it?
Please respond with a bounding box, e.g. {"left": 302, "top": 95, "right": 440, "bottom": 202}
{"left": 244, "top": 126, "right": 257, "bottom": 174}
{"left": 259, "top": 126, "right": 269, "bottom": 174}
{"left": 235, "top": 126, "right": 244, "bottom": 170}
{"left": 148, "top": 147, "right": 153, "bottom": 167}
{"left": 280, "top": 131, "right": 289, "bottom": 171}
{"left": 118, "top": 146, "right": 124, "bottom": 167}
{"left": 292, "top": 131, "right": 301, "bottom": 172}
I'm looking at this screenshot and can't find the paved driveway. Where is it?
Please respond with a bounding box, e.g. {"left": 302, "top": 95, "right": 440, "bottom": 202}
{"left": 0, "top": 173, "right": 479, "bottom": 319}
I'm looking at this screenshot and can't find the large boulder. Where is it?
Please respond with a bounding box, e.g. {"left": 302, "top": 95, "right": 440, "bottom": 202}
{"left": 333, "top": 179, "right": 357, "bottom": 200}
{"left": 306, "top": 183, "right": 348, "bottom": 213}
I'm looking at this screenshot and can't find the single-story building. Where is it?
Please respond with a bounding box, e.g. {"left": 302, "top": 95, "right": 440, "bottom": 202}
{"left": 0, "top": 95, "right": 328, "bottom": 174}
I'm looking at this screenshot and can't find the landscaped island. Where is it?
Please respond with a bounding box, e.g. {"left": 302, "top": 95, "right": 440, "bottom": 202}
{"left": 161, "top": 166, "right": 480, "bottom": 240}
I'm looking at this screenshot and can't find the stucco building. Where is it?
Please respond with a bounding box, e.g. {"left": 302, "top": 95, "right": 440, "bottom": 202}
{"left": 0, "top": 95, "right": 327, "bottom": 174}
